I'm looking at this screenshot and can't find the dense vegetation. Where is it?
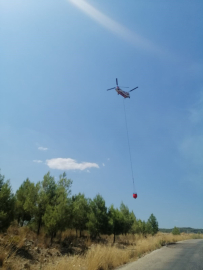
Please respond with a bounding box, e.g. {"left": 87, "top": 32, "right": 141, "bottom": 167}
{"left": 0, "top": 170, "right": 159, "bottom": 242}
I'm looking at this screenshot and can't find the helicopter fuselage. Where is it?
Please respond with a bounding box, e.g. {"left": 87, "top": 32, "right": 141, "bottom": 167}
{"left": 116, "top": 86, "right": 130, "bottom": 98}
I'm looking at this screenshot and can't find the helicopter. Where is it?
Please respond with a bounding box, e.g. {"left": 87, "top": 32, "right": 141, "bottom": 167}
{"left": 107, "top": 78, "right": 138, "bottom": 98}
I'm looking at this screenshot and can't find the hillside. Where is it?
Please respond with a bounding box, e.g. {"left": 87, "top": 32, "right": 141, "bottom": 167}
{"left": 159, "top": 227, "right": 203, "bottom": 234}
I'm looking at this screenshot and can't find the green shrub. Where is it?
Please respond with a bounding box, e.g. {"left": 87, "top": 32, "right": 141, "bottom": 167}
{"left": 172, "top": 226, "right": 180, "bottom": 235}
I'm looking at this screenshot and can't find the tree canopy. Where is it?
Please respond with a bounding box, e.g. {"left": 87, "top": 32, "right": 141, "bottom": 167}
{"left": 0, "top": 170, "right": 159, "bottom": 242}
{"left": 0, "top": 172, "right": 15, "bottom": 231}
{"left": 172, "top": 226, "right": 180, "bottom": 235}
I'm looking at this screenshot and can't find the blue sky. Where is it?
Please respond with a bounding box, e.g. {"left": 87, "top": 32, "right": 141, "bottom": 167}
{"left": 0, "top": 0, "right": 203, "bottom": 229}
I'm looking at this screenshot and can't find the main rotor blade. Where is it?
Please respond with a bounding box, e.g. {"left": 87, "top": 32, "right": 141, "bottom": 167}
{"left": 116, "top": 78, "right": 118, "bottom": 86}
{"left": 129, "top": 87, "right": 138, "bottom": 92}
{"left": 107, "top": 87, "right": 115, "bottom": 91}
{"left": 120, "top": 86, "right": 129, "bottom": 88}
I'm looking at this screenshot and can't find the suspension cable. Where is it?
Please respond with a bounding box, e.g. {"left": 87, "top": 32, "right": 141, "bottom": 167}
{"left": 123, "top": 99, "right": 135, "bottom": 193}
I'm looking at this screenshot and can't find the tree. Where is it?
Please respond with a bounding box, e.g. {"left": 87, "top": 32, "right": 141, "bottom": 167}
{"left": 72, "top": 193, "right": 90, "bottom": 237}
{"left": 42, "top": 172, "right": 72, "bottom": 244}
{"left": 172, "top": 226, "right": 180, "bottom": 235}
{"left": 147, "top": 214, "right": 159, "bottom": 235}
{"left": 0, "top": 172, "right": 15, "bottom": 231}
{"left": 130, "top": 216, "right": 141, "bottom": 235}
{"left": 0, "top": 172, "right": 4, "bottom": 188}
{"left": 23, "top": 182, "right": 39, "bottom": 219}
{"left": 87, "top": 194, "right": 108, "bottom": 238}
{"left": 15, "top": 178, "right": 35, "bottom": 226}
{"left": 108, "top": 205, "right": 124, "bottom": 243}
{"left": 134, "top": 219, "right": 147, "bottom": 235}
{"left": 35, "top": 172, "right": 57, "bottom": 234}
{"left": 120, "top": 202, "right": 134, "bottom": 235}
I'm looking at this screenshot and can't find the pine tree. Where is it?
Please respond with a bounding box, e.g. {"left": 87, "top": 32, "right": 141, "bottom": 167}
{"left": 0, "top": 172, "right": 15, "bottom": 231}
{"left": 42, "top": 172, "right": 72, "bottom": 244}
{"left": 35, "top": 172, "right": 57, "bottom": 234}
{"left": 147, "top": 213, "right": 159, "bottom": 235}
{"left": 15, "top": 178, "right": 36, "bottom": 226}
{"left": 108, "top": 205, "right": 124, "bottom": 243}
{"left": 172, "top": 226, "right": 180, "bottom": 235}
{"left": 120, "top": 202, "right": 134, "bottom": 235}
{"left": 87, "top": 194, "right": 108, "bottom": 238}
{"left": 72, "top": 193, "right": 90, "bottom": 237}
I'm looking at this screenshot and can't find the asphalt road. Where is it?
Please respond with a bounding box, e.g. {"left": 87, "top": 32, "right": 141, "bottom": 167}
{"left": 116, "top": 239, "right": 203, "bottom": 270}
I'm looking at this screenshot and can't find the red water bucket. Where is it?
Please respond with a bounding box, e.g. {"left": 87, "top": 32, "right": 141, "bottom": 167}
{"left": 133, "top": 193, "right": 137, "bottom": 199}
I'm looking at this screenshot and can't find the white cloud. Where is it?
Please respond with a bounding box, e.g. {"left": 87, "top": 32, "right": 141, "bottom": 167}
{"left": 38, "top": 146, "right": 48, "bottom": 151}
{"left": 46, "top": 158, "right": 99, "bottom": 171}
{"left": 33, "top": 160, "right": 43, "bottom": 163}
{"left": 102, "top": 163, "right": 105, "bottom": 166}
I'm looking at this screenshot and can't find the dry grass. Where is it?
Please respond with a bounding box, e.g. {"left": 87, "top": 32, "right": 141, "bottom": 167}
{"left": 1, "top": 225, "right": 202, "bottom": 270}
{"left": 45, "top": 232, "right": 203, "bottom": 270}
{"left": 0, "top": 250, "right": 6, "bottom": 267}
{"left": 44, "top": 245, "right": 131, "bottom": 270}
